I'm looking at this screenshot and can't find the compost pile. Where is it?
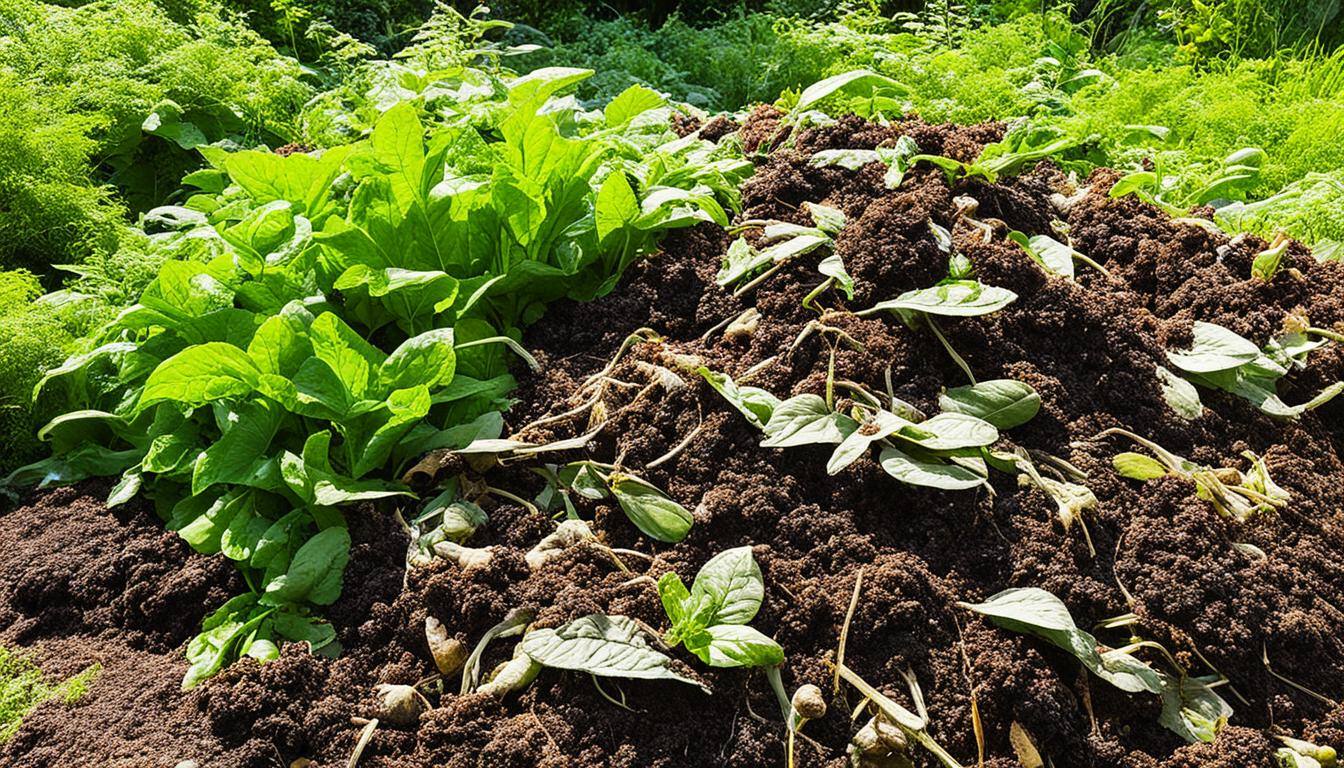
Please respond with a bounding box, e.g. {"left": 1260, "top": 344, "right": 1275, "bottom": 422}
{"left": 3, "top": 111, "right": 1344, "bottom": 768}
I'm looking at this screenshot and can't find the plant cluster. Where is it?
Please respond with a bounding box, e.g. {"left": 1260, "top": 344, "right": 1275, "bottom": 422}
{"left": 962, "top": 587, "right": 1236, "bottom": 746}
{"left": 4, "top": 59, "right": 749, "bottom": 687}
{"left": 1162, "top": 319, "right": 1343, "bottom": 419}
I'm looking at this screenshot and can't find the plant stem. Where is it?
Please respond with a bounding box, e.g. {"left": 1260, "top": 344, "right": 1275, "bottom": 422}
{"left": 455, "top": 336, "right": 541, "bottom": 372}
{"left": 926, "top": 317, "right": 976, "bottom": 384}
{"left": 1308, "top": 326, "right": 1344, "bottom": 343}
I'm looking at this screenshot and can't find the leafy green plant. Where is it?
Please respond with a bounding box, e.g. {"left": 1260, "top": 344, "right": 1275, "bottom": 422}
{"left": 716, "top": 202, "right": 848, "bottom": 297}
{"left": 857, "top": 255, "right": 1017, "bottom": 384}
{"left": 912, "top": 123, "right": 1076, "bottom": 185}
{"left": 1104, "top": 427, "right": 1289, "bottom": 521}
{"left": 533, "top": 460, "right": 694, "bottom": 543}
{"left": 700, "top": 368, "right": 1039, "bottom": 491}
{"left": 1108, "top": 147, "right": 1266, "bottom": 214}
{"left": 809, "top": 134, "right": 922, "bottom": 190}
{"left": 961, "top": 587, "right": 1233, "bottom": 745}
{"left": 4, "top": 62, "right": 745, "bottom": 686}
{"left": 1163, "top": 320, "right": 1344, "bottom": 419}
{"left": 658, "top": 546, "right": 784, "bottom": 668}
{"left": 1007, "top": 230, "right": 1111, "bottom": 279}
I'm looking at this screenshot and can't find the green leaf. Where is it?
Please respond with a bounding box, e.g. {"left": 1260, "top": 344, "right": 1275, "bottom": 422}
{"left": 139, "top": 343, "right": 261, "bottom": 410}
{"left": 521, "top": 614, "right": 705, "bottom": 689}
{"left": 604, "top": 85, "right": 668, "bottom": 128}
{"left": 716, "top": 237, "right": 770, "bottom": 287}
{"left": 1157, "top": 366, "right": 1203, "bottom": 420}
{"left": 697, "top": 368, "right": 779, "bottom": 430}
{"left": 1008, "top": 232, "right": 1077, "bottom": 279}
{"left": 309, "top": 312, "right": 386, "bottom": 399}
{"left": 272, "top": 611, "right": 340, "bottom": 654}
{"left": 608, "top": 473, "right": 693, "bottom": 543}
{"left": 296, "top": 433, "right": 411, "bottom": 506}
{"left": 686, "top": 624, "right": 784, "bottom": 668}
{"left": 247, "top": 312, "right": 313, "bottom": 377}
{"left": 878, "top": 447, "right": 987, "bottom": 490}
{"left": 184, "top": 593, "right": 268, "bottom": 689}
{"left": 1166, "top": 322, "right": 1261, "bottom": 374}
{"left": 657, "top": 572, "right": 693, "bottom": 632}
{"left": 817, "top": 252, "right": 855, "bottom": 299}
{"left": 903, "top": 412, "right": 1000, "bottom": 451}
{"left": 262, "top": 526, "right": 351, "bottom": 607}
{"left": 333, "top": 266, "right": 459, "bottom": 336}
{"left": 176, "top": 490, "right": 251, "bottom": 555}
{"left": 877, "top": 136, "right": 920, "bottom": 188}
{"left": 761, "top": 394, "right": 857, "bottom": 448}
{"left": 595, "top": 171, "right": 640, "bottom": 244}
{"left": 1113, "top": 452, "right": 1170, "bottom": 481}
{"left": 868, "top": 280, "right": 1017, "bottom": 318}
{"left": 939, "top": 380, "right": 1041, "bottom": 429}
{"left": 192, "top": 399, "right": 284, "bottom": 495}
{"left": 379, "top": 328, "right": 457, "bottom": 392}
{"left": 960, "top": 587, "right": 1162, "bottom": 695}
{"left": 827, "top": 410, "right": 911, "bottom": 475}
{"left": 1159, "top": 673, "right": 1232, "bottom": 744}
{"left": 685, "top": 546, "right": 766, "bottom": 627}
{"left": 794, "top": 69, "right": 905, "bottom": 113}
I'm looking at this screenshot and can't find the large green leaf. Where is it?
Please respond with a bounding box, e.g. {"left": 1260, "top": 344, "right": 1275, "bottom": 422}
{"left": 521, "top": 614, "right": 703, "bottom": 689}
{"left": 139, "top": 343, "right": 261, "bottom": 410}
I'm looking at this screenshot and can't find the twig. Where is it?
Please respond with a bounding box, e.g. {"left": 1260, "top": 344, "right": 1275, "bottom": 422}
{"left": 833, "top": 567, "right": 865, "bottom": 695}
{"left": 647, "top": 421, "right": 704, "bottom": 469}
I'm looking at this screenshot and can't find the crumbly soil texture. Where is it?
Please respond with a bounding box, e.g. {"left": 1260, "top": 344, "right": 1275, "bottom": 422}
{"left": 4, "top": 111, "right": 1344, "bottom": 768}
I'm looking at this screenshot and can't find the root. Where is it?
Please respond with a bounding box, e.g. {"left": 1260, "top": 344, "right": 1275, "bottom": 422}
{"left": 346, "top": 717, "right": 379, "bottom": 768}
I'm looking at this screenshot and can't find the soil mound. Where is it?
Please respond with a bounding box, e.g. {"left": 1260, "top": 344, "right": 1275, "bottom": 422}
{"left": 3, "top": 113, "right": 1343, "bottom": 767}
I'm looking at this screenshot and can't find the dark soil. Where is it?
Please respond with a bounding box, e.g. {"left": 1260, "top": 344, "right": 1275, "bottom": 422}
{"left": 3, "top": 112, "right": 1344, "bottom": 768}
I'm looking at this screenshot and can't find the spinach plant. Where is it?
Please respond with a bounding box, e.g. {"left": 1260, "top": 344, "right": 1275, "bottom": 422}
{"left": 657, "top": 546, "right": 784, "bottom": 668}
{"left": 1164, "top": 320, "right": 1343, "bottom": 419}
{"left": 5, "top": 68, "right": 747, "bottom": 687}
{"left": 961, "top": 587, "right": 1233, "bottom": 745}
{"left": 716, "top": 202, "right": 848, "bottom": 298}
{"left": 700, "top": 368, "right": 1040, "bottom": 492}
{"left": 857, "top": 255, "right": 1017, "bottom": 384}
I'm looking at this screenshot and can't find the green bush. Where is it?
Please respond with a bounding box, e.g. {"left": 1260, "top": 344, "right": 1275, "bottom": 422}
{"left": 0, "top": 272, "right": 77, "bottom": 475}
{"left": 0, "top": 0, "right": 312, "bottom": 277}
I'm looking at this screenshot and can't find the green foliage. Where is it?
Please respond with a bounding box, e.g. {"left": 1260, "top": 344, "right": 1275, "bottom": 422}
{"left": 0, "top": 272, "right": 79, "bottom": 476}
{"left": 658, "top": 546, "right": 784, "bottom": 668}
{"left": 0, "top": 647, "right": 99, "bottom": 742}
{"left": 7, "top": 54, "right": 748, "bottom": 687}
{"left": 0, "top": 0, "right": 312, "bottom": 276}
